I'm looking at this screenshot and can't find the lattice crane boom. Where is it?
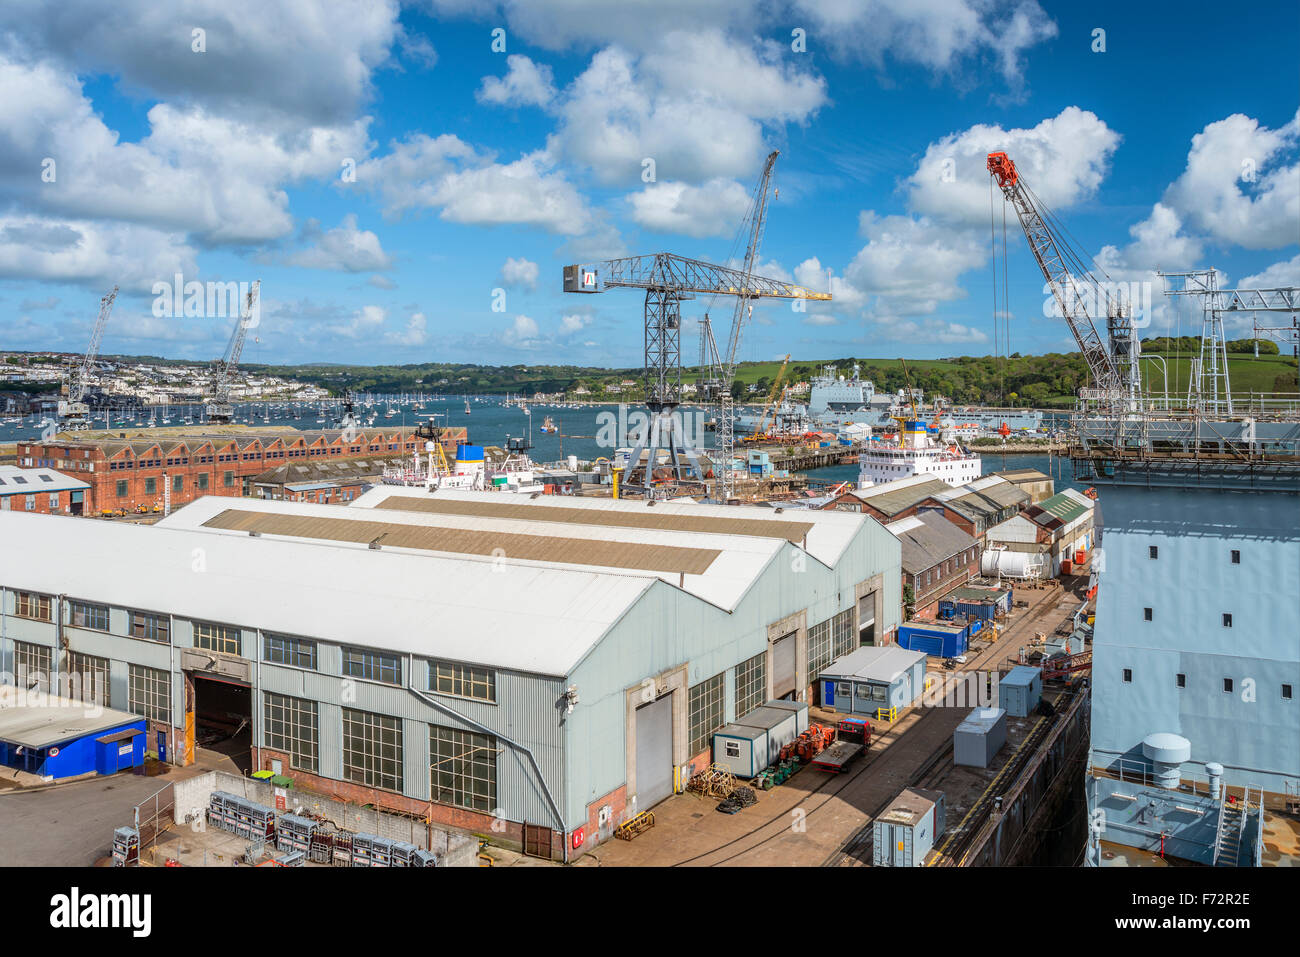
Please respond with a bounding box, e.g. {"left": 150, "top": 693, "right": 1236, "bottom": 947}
{"left": 59, "top": 284, "right": 118, "bottom": 427}
{"left": 206, "top": 280, "right": 260, "bottom": 423}
{"left": 987, "top": 152, "right": 1123, "bottom": 395}
{"left": 722, "top": 150, "right": 780, "bottom": 385}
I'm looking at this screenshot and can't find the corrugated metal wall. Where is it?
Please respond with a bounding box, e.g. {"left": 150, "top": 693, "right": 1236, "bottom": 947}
{"left": 564, "top": 520, "right": 901, "bottom": 828}
{"left": 1091, "top": 485, "right": 1300, "bottom": 793}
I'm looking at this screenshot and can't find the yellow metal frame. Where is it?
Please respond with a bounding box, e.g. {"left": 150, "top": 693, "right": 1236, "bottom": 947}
{"left": 876, "top": 706, "right": 898, "bottom": 723}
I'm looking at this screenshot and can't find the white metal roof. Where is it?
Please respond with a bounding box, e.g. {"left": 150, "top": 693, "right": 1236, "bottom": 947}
{"left": 819, "top": 645, "right": 927, "bottom": 683}
{"left": 159, "top": 494, "right": 792, "bottom": 611}
{"left": 0, "top": 465, "right": 89, "bottom": 495}
{"left": 0, "top": 510, "right": 654, "bottom": 676}
{"left": 351, "top": 486, "right": 867, "bottom": 568}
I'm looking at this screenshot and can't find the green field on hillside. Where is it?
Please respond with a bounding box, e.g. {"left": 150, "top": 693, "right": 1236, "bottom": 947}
{"left": 712, "top": 350, "right": 1298, "bottom": 408}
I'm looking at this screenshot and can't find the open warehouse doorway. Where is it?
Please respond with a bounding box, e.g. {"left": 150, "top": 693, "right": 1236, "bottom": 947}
{"left": 186, "top": 673, "right": 252, "bottom": 772}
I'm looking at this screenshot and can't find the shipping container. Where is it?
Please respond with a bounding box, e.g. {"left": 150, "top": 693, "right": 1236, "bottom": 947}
{"left": 999, "top": 666, "right": 1042, "bottom": 717}
{"left": 762, "top": 698, "right": 809, "bottom": 734}
{"left": 872, "top": 787, "right": 946, "bottom": 867}
{"left": 953, "top": 707, "right": 1008, "bottom": 768}
{"left": 742, "top": 705, "right": 800, "bottom": 767}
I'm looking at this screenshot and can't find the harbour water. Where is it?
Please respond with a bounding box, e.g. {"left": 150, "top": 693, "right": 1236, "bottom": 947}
{"left": 2, "top": 396, "right": 1079, "bottom": 489}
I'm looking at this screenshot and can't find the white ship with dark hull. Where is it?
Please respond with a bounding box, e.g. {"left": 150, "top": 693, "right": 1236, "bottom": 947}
{"left": 858, "top": 418, "right": 981, "bottom": 488}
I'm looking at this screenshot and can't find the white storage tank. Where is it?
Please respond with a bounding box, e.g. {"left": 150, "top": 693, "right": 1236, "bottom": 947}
{"left": 872, "top": 787, "right": 946, "bottom": 867}
{"left": 954, "top": 707, "right": 1008, "bottom": 768}
{"left": 981, "top": 547, "right": 1042, "bottom": 579}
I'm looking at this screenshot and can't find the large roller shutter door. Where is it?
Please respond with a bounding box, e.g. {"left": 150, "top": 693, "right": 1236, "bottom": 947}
{"left": 772, "top": 632, "right": 797, "bottom": 699}
{"left": 634, "top": 693, "right": 674, "bottom": 808}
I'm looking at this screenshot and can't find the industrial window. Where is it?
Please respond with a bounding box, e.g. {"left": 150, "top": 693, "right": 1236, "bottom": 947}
{"left": 223, "top": 470, "right": 234, "bottom": 488}
{"left": 172, "top": 475, "right": 183, "bottom": 492}
{"left": 1222, "top": 613, "right": 1233, "bottom": 628}
{"left": 854, "top": 682, "right": 871, "bottom": 701}
{"left": 24, "top": 494, "right": 34, "bottom": 510}
{"left": 430, "top": 725, "right": 497, "bottom": 812}
{"left": 130, "top": 611, "right": 170, "bottom": 643}
{"left": 13, "top": 641, "right": 52, "bottom": 692}
{"left": 1122, "top": 668, "right": 1132, "bottom": 683}
{"left": 48, "top": 493, "right": 59, "bottom": 509}
{"left": 69, "top": 600, "right": 110, "bottom": 632}
{"left": 1223, "top": 678, "right": 1234, "bottom": 694}
{"left": 263, "top": 692, "right": 319, "bottom": 772}
{"left": 193, "top": 621, "right": 241, "bottom": 655}
{"left": 1284, "top": 684, "right": 1293, "bottom": 700}
{"left": 1143, "top": 607, "right": 1153, "bottom": 622}
{"left": 687, "top": 672, "right": 725, "bottom": 757}
{"left": 127, "top": 665, "right": 170, "bottom": 723}
{"left": 1148, "top": 545, "right": 1158, "bottom": 559}
{"left": 1176, "top": 673, "right": 1186, "bottom": 689}
{"left": 14, "top": 591, "right": 51, "bottom": 622}
{"left": 734, "top": 652, "right": 765, "bottom": 719}
{"left": 342, "top": 708, "right": 403, "bottom": 792}
{"left": 428, "top": 660, "right": 495, "bottom": 702}
{"left": 343, "top": 647, "right": 401, "bottom": 685}
{"left": 725, "top": 741, "right": 740, "bottom": 758}
{"left": 806, "top": 619, "right": 833, "bottom": 684}
{"left": 116, "top": 480, "right": 128, "bottom": 497}
{"left": 264, "top": 634, "right": 317, "bottom": 670}
{"left": 67, "top": 651, "right": 111, "bottom": 707}
{"left": 832, "top": 609, "right": 855, "bottom": 658}
{"left": 197, "top": 473, "right": 209, "bottom": 490}
{"left": 144, "top": 477, "right": 156, "bottom": 495}
{"left": 1230, "top": 549, "right": 1240, "bottom": 564}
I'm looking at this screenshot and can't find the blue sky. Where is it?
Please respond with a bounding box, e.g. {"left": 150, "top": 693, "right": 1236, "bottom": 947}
{"left": 0, "top": 0, "right": 1296, "bottom": 369}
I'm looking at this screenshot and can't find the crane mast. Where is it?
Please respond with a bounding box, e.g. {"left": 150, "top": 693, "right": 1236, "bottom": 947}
{"left": 206, "top": 280, "right": 261, "bottom": 423}
{"left": 59, "top": 284, "right": 118, "bottom": 430}
{"left": 562, "top": 246, "right": 827, "bottom": 491}
{"left": 987, "top": 152, "right": 1124, "bottom": 398}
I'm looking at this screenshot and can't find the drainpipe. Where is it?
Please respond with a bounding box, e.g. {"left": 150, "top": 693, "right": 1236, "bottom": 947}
{"left": 405, "top": 684, "right": 568, "bottom": 864}
{"left": 168, "top": 613, "right": 177, "bottom": 765}
{"left": 253, "top": 629, "right": 261, "bottom": 774}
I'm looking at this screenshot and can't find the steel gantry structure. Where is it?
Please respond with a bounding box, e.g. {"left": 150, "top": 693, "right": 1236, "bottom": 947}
{"left": 1159, "top": 272, "right": 1300, "bottom": 415}
{"left": 205, "top": 280, "right": 261, "bottom": 424}
{"left": 58, "top": 285, "right": 118, "bottom": 430}
{"left": 563, "top": 250, "right": 829, "bottom": 490}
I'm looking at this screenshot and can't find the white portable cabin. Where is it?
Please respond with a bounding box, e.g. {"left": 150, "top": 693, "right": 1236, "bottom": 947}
{"left": 712, "top": 723, "right": 768, "bottom": 778}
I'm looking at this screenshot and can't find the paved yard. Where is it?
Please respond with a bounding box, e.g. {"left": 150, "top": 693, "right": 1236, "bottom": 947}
{"left": 0, "top": 771, "right": 176, "bottom": 866}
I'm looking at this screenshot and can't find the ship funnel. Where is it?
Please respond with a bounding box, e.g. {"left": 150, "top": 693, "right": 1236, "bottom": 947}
{"left": 1142, "top": 732, "right": 1191, "bottom": 790}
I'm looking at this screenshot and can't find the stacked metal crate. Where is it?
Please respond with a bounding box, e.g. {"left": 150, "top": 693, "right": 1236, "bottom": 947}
{"left": 206, "top": 791, "right": 277, "bottom": 845}
{"left": 390, "top": 841, "right": 418, "bottom": 867}
{"left": 411, "top": 849, "right": 440, "bottom": 867}
{"left": 276, "top": 813, "right": 318, "bottom": 855}
{"left": 351, "top": 832, "right": 395, "bottom": 866}
{"left": 112, "top": 826, "right": 139, "bottom": 867}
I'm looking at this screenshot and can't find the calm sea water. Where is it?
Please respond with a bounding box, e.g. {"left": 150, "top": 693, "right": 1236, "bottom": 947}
{"left": 3, "top": 397, "right": 1081, "bottom": 490}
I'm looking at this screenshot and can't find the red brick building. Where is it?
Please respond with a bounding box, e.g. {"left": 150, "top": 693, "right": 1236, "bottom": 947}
{"left": 15, "top": 427, "right": 467, "bottom": 515}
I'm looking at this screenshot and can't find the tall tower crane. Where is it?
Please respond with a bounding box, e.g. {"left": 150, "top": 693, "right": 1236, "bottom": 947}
{"left": 563, "top": 253, "right": 828, "bottom": 490}
{"left": 59, "top": 285, "right": 118, "bottom": 430}
{"left": 713, "top": 152, "right": 781, "bottom": 500}
{"left": 205, "top": 280, "right": 261, "bottom": 424}
{"left": 987, "top": 152, "right": 1134, "bottom": 406}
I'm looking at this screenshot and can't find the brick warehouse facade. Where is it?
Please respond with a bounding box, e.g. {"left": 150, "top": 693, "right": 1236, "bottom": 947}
{"left": 16, "top": 427, "right": 468, "bottom": 515}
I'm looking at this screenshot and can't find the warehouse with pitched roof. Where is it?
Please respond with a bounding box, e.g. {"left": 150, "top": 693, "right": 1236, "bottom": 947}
{"left": 0, "top": 488, "right": 901, "bottom": 860}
